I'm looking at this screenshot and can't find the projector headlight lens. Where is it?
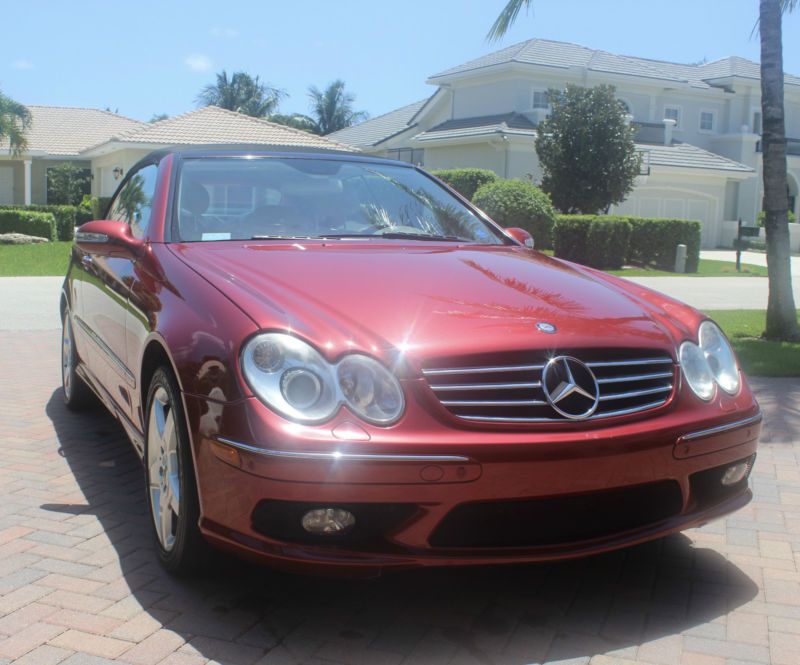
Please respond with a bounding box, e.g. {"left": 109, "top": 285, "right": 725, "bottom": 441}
{"left": 679, "top": 320, "right": 740, "bottom": 401}
{"left": 698, "top": 320, "right": 740, "bottom": 395}
{"left": 241, "top": 333, "right": 404, "bottom": 425}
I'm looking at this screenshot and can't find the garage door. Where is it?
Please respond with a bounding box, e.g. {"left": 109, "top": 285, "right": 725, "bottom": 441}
{"left": 0, "top": 166, "right": 13, "bottom": 204}
{"left": 613, "top": 189, "right": 718, "bottom": 248}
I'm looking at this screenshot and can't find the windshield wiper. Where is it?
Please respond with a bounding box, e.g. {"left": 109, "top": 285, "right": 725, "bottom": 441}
{"left": 250, "top": 235, "right": 314, "bottom": 240}
{"left": 318, "top": 232, "right": 468, "bottom": 242}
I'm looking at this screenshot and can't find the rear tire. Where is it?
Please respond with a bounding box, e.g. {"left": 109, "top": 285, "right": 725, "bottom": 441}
{"left": 61, "top": 312, "right": 95, "bottom": 411}
{"left": 144, "top": 367, "right": 209, "bottom": 575}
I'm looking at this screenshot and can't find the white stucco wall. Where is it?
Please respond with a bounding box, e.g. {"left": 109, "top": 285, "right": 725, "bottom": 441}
{"left": 90, "top": 148, "right": 152, "bottom": 197}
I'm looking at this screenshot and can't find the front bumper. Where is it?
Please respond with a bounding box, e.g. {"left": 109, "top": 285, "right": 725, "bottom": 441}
{"left": 185, "top": 392, "right": 761, "bottom": 573}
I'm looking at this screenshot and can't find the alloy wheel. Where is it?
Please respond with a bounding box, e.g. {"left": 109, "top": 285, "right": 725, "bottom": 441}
{"left": 147, "top": 386, "right": 181, "bottom": 551}
{"left": 61, "top": 317, "right": 73, "bottom": 400}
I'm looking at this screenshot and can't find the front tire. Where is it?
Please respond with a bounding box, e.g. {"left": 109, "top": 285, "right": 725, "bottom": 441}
{"left": 144, "top": 367, "right": 208, "bottom": 575}
{"left": 61, "top": 312, "right": 94, "bottom": 410}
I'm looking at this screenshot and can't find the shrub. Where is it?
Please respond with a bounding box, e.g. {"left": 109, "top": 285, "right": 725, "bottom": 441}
{"left": 585, "top": 216, "right": 631, "bottom": 269}
{"left": 553, "top": 215, "right": 594, "bottom": 263}
{"left": 431, "top": 168, "right": 498, "bottom": 200}
{"left": 472, "top": 179, "right": 557, "bottom": 249}
{"left": 553, "top": 215, "right": 630, "bottom": 269}
{"left": 0, "top": 210, "right": 57, "bottom": 240}
{"left": 94, "top": 196, "right": 113, "bottom": 220}
{"left": 0, "top": 205, "right": 77, "bottom": 240}
{"left": 757, "top": 210, "right": 796, "bottom": 226}
{"left": 627, "top": 218, "right": 701, "bottom": 272}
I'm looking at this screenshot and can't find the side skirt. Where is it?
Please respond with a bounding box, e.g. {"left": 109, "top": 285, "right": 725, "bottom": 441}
{"left": 75, "top": 363, "right": 145, "bottom": 459}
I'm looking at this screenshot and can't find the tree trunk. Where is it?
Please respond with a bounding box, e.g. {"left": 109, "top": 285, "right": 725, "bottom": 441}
{"left": 760, "top": 0, "right": 800, "bottom": 340}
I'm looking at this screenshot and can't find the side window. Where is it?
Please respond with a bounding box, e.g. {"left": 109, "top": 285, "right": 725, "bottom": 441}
{"left": 108, "top": 164, "right": 159, "bottom": 239}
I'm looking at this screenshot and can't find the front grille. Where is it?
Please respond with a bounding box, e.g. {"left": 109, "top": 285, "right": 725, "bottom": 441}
{"left": 429, "top": 481, "right": 683, "bottom": 548}
{"left": 422, "top": 352, "right": 675, "bottom": 423}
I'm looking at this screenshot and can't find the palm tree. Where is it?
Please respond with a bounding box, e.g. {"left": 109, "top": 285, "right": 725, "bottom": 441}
{"left": 487, "top": 0, "right": 534, "bottom": 42}
{"left": 307, "top": 80, "right": 368, "bottom": 135}
{"left": 0, "top": 91, "right": 32, "bottom": 156}
{"left": 759, "top": 0, "right": 799, "bottom": 340}
{"left": 197, "top": 70, "right": 285, "bottom": 118}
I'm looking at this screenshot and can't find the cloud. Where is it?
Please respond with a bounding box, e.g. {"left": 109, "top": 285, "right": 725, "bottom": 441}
{"left": 12, "top": 59, "right": 34, "bottom": 70}
{"left": 210, "top": 27, "right": 238, "bottom": 38}
{"left": 184, "top": 54, "right": 212, "bottom": 72}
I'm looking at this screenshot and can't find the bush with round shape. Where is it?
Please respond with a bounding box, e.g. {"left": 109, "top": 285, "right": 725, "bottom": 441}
{"left": 472, "top": 179, "right": 556, "bottom": 249}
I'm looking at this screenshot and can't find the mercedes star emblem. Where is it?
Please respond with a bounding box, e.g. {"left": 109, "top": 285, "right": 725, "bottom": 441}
{"left": 541, "top": 356, "right": 600, "bottom": 420}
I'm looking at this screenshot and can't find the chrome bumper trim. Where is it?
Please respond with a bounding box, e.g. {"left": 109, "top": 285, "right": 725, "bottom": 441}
{"left": 681, "top": 412, "right": 763, "bottom": 442}
{"left": 215, "top": 437, "right": 471, "bottom": 463}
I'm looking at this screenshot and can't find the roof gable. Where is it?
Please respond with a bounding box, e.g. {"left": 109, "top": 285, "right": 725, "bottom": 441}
{"left": 83, "top": 106, "right": 357, "bottom": 154}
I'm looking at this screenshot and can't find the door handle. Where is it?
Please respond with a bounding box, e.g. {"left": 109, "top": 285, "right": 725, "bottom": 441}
{"left": 81, "top": 255, "right": 93, "bottom": 267}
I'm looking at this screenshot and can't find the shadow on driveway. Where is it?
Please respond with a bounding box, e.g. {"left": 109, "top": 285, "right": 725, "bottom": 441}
{"left": 44, "top": 389, "right": 758, "bottom": 664}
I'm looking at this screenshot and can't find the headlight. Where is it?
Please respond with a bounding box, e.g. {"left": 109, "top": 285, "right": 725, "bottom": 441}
{"left": 241, "top": 333, "right": 404, "bottom": 425}
{"left": 698, "top": 320, "right": 740, "bottom": 395}
{"left": 242, "top": 334, "right": 338, "bottom": 423}
{"left": 337, "top": 355, "right": 404, "bottom": 425}
{"left": 679, "top": 340, "right": 715, "bottom": 400}
{"left": 679, "top": 320, "right": 740, "bottom": 401}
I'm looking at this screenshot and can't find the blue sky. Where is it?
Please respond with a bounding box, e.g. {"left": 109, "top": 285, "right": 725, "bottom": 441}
{"left": 2, "top": 1, "right": 799, "bottom": 122}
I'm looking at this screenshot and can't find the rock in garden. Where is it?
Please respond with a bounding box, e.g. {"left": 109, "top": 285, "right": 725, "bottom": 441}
{"left": 0, "top": 233, "right": 50, "bottom": 245}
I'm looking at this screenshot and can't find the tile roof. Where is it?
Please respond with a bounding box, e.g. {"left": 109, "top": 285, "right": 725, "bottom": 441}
{"left": 699, "top": 56, "right": 800, "bottom": 86}
{"left": 412, "top": 113, "right": 537, "bottom": 142}
{"left": 429, "top": 38, "right": 800, "bottom": 88}
{"left": 639, "top": 142, "right": 754, "bottom": 173}
{"left": 327, "top": 99, "right": 430, "bottom": 147}
{"left": 0, "top": 106, "right": 144, "bottom": 157}
{"left": 84, "top": 106, "right": 357, "bottom": 153}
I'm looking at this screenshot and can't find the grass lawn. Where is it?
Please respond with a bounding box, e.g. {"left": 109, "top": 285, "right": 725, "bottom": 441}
{"left": 0, "top": 241, "right": 72, "bottom": 276}
{"left": 705, "top": 309, "right": 800, "bottom": 377}
{"left": 608, "top": 259, "right": 768, "bottom": 277}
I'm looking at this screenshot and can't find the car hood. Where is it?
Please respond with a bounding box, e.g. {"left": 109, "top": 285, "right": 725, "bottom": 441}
{"left": 170, "top": 241, "right": 690, "bottom": 366}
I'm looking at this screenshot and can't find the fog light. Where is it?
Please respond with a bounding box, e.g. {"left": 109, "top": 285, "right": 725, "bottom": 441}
{"left": 301, "top": 508, "right": 356, "bottom": 535}
{"left": 721, "top": 457, "right": 754, "bottom": 486}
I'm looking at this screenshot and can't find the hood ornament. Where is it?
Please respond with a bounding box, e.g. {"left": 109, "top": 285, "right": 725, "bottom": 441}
{"left": 541, "top": 356, "right": 600, "bottom": 420}
{"left": 536, "top": 322, "right": 557, "bottom": 334}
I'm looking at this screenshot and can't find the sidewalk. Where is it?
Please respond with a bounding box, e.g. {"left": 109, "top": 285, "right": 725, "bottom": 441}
{"left": 700, "top": 249, "right": 800, "bottom": 273}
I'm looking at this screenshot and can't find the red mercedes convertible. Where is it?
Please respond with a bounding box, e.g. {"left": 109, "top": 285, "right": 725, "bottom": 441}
{"left": 61, "top": 147, "right": 760, "bottom": 575}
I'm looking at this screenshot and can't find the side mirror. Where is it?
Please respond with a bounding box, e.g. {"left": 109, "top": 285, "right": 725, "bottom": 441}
{"left": 505, "top": 227, "right": 534, "bottom": 249}
{"left": 75, "top": 220, "right": 143, "bottom": 259}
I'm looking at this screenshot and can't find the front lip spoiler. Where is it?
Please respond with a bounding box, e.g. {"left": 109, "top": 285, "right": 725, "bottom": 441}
{"left": 681, "top": 412, "right": 763, "bottom": 442}
{"left": 215, "top": 437, "right": 471, "bottom": 463}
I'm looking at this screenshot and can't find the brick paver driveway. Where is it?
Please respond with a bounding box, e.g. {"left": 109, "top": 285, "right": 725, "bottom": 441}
{"left": 1, "top": 328, "right": 799, "bottom": 665}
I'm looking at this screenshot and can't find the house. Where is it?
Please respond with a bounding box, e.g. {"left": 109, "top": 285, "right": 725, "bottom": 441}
{"left": 330, "top": 39, "right": 800, "bottom": 249}
{"left": 0, "top": 105, "right": 354, "bottom": 206}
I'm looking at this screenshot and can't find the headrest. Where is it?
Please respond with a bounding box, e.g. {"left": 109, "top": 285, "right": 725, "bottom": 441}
{"left": 181, "top": 181, "right": 209, "bottom": 215}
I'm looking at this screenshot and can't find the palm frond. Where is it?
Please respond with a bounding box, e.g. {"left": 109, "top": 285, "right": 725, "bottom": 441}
{"left": 0, "top": 92, "right": 32, "bottom": 156}
{"left": 487, "top": 0, "right": 533, "bottom": 43}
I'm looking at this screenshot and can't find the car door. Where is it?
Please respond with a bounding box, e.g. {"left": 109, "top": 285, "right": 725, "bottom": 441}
{"left": 77, "top": 162, "right": 159, "bottom": 419}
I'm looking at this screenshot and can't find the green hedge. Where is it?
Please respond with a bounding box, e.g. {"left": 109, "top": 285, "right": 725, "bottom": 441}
{"left": 554, "top": 214, "right": 701, "bottom": 272}
{"left": 553, "top": 215, "right": 595, "bottom": 263}
{"left": 431, "top": 168, "right": 499, "bottom": 200}
{"left": 0, "top": 210, "right": 57, "bottom": 241}
{"left": 472, "top": 179, "right": 557, "bottom": 249}
{"left": 0, "top": 205, "right": 77, "bottom": 240}
{"left": 553, "top": 215, "right": 630, "bottom": 269}
{"left": 586, "top": 216, "right": 632, "bottom": 270}
{"left": 627, "top": 218, "right": 701, "bottom": 272}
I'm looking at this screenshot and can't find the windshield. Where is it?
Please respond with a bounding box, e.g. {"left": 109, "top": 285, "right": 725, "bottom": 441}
{"left": 173, "top": 157, "right": 508, "bottom": 244}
